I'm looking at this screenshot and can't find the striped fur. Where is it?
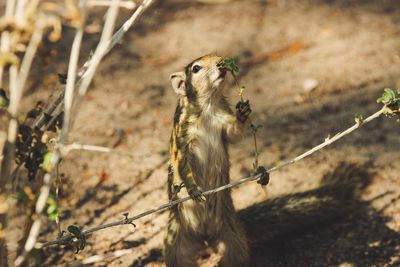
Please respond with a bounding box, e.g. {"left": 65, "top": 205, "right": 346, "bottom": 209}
{"left": 164, "top": 55, "right": 249, "bottom": 267}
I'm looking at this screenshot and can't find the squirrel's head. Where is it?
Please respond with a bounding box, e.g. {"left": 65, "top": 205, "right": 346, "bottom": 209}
{"left": 169, "top": 55, "right": 226, "bottom": 102}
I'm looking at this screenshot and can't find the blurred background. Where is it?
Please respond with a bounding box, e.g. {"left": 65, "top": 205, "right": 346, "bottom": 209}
{"left": 2, "top": 0, "right": 400, "bottom": 266}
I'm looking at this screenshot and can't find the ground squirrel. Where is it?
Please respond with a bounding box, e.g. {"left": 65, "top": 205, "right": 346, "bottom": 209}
{"left": 163, "top": 55, "right": 251, "bottom": 267}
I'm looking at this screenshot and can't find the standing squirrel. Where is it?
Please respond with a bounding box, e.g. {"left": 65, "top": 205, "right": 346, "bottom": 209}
{"left": 164, "top": 55, "right": 251, "bottom": 267}
{"left": 162, "top": 56, "right": 371, "bottom": 267}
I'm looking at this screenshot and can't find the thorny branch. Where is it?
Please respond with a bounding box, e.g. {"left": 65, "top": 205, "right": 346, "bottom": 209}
{"left": 1, "top": 14, "right": 44, "bottom": 186}
{"left": 32, "top": 0, "right": 156, "bottom": 132}
{"left": 14, "top": 1, "right": 89, "bottom": 265}
{"left": 40, "top": 104, "right": 396, "bottom": 248}
{"left": 11, "top": 0, "right": 156, "bottom": 264}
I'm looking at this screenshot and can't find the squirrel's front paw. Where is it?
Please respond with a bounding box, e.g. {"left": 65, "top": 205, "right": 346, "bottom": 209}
{"left": 236, "top": 100, "right": 252, "bottom": 123}
{"left": 188, "top": 186, "right": 206, "bottom": 202}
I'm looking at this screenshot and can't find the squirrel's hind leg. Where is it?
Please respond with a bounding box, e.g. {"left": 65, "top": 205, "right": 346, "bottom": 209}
{"left": 217, "top": 218, "right": 249, "bottom": 267}
{"left": 163, "top": 216, "right": 205, "bottom": 267}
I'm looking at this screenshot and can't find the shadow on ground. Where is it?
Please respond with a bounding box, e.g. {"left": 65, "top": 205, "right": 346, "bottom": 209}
{"left": 124, "top": 161, "right": 400, "bottom": 267}
{"left": 239, "top": 161, "right": 400, "bottom": 267}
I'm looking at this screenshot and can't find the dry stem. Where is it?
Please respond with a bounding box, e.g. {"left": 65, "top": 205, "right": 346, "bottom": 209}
{"left": 14, "top": 0, "right": 156, "bottom": 263}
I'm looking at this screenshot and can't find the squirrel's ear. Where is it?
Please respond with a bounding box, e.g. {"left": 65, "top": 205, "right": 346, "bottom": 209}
{"left": 170, "top": 71, "right": 186, "bottom": 96}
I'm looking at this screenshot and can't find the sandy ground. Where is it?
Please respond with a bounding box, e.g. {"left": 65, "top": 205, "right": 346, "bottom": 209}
{"left": 6, "top": 0, "right": 400, "bottom": 266}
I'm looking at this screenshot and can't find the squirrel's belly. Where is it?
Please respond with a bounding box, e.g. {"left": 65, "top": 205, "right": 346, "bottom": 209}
{"left": 191, "top": 125, "right": 229, "bottom": 190}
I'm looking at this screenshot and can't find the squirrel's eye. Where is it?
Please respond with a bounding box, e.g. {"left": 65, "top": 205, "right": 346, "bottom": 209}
{"left": 192, "top": 65, "right": 202, "bottom": 73}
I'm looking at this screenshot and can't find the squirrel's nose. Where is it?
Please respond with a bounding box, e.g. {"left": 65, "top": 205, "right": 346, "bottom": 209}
{"left": 217, "top": 63, "right": 227, "bottom": 73}
{"left": 218, "top": 69, "right": 226, "bottom": 79}
{"left": 217, "top": 60, "right": 224, "bottom": 70}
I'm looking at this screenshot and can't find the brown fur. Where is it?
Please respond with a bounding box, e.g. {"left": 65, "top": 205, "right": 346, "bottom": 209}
{"left": 164, "top": 55, "right": 250, "bottom": 267}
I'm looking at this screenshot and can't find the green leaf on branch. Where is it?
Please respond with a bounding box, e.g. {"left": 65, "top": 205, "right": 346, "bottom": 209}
{"left": 46, "top": 195, "right": 59, "bottom": 221}
{"left": 217, "top": 57, "right": 239, "bottom": 75}
{"left": 40, "top": 151, "right": 54, "bottom": 172}
{"left": 11, "top": 190, "right": 29, "bottom": 203}
{"left": 67, "top": 225, "right": 81, "bottom": 236}
{"left": 354, "top": 114, "right": 364, "bottom": 124}
{"left": 377, "top": 88, "right": 400, "bottom": 106}
{"left": 0, "top": 89, "right": 10, "bottom": 108}
{"left": 250, "top": 123, "right": 263, "bottom": 132}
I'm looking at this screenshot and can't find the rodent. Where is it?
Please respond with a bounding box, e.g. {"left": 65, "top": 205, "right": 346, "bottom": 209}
{"left": 163, "top": 55, "right": 252, "bottom": 267}
{"left": 162, "top": 56, "right": 370, "bottom": 266}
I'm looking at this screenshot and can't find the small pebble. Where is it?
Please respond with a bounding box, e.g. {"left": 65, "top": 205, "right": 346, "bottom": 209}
{"left": 303, "top": 78, "right": 319, "bottom": 92}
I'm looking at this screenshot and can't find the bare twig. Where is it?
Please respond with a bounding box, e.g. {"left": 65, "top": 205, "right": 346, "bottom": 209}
{"left": 41, "top": 105, "right": 390, "bottom": 248}
{"left": 75, "top": 0, "right": 120, "bottom": 100}
{"left": 13, "top": 1, "right": 86, "bottom": 264}
{"left": 0, "top": 3, "right": 16, "bottom": 266}
{"left": 2, "top": 0, "right": 157, "bottom": 265}
{"left": 0, "top": 132, "right": 6, "bottom": 163}
{"left": 88, "top": 0, "right": 136, "bottom": 9}
{"left": 61, "top": 18, "right": 85, "bottom": 144}
{"left": 14, "top": 0, "right": 120, "bottom": 264}
{"left": 16, "top": 0, "right": 158, "bottom": 262}
{"left": 14, "top": 174, "right": 51, "bottom": 266}
{"left": 1, "top": 20, "right": 44, "bottom": 186}
{"left": 0, "top": 0, "right": 16, "bottom": 87}
{"left": 54, "top": 248, "right": 133, "bottom": 266}
{"left": 53, "top": 0, "right": 87, "bottom": 239}
{"left": 81, "top": 248, "right": 132, "bottom": 264}
{"left": 268, "top": 107, "right": 386, "bottom": 171}
{"left": 60, "top": 143, "right": 152, "bottom": 159}
{"left": 0, "top": 65, "right": 18, "bottom": 187}
{"left": 32, "top": 0, "right": 155, "bottom": 131}
{"left": 14, "top": 0, "right": 27, "bottom": 26}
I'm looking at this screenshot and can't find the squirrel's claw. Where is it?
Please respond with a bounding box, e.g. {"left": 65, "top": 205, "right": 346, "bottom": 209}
{"left": 236, "top": 100, "right": 252, "bottom": 123}
{"left": 255, "top": 166, "right": 270, "bottom": 186}
{"left": 189, "top": 187, "right": 206, "bottom": 202}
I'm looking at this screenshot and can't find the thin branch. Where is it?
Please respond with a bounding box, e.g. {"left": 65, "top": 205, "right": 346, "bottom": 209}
{"left": 54, "top": 0, "right": 87, "bottom": 239}
{"left": 8, "top": 2, "right": 156, "bottom": 257}
{"left": 60, "top": 143, "right": 153, "bottom": 159}
{"left": 14, "top": 21, "right": 44, "bottom": 114}
{"left": 15, "top": 0, "right": 121, "bottom": 264}
{"left": 1, "top": 22, "right": 44, "bottom": 266}
{"left": 0, "top": 132, "right": 6, "bottom": 163}
{"left": 54, "top": 164, "right": 62, "bottom": 236}
{"left": 54, "top": 248, "right": 133, "bottom": 266}
{"left": 282, "top": 107, "right": 385, "bottom": 167}
{"left": 76, "top": 0, "right": 120, "bottom": 98}
{"left": 104, "top": 0, "right": 153, "bottom": 54}
{"left": 83, "top": 248, "right": 133, "bottom": 264}
{"left": 32, "top": 0, "right": 155, "bottom": 131}
{"left": 88, "top": 0, "right": 136, "bottom": 9}
{"left": 0, "top": 66, "right": 17, "bottom": 185}
{"left": 1, "top": 21, "right": 44, "bottom": 185}
{"left": 60, "top": 17, "right": 85, "bottom": 144}
{"left": 4, "top": 0, "right": 157, "bottom": 265}
{"left": 0, "top": 0, "right": 16, "bottom": 87}
{"left": 15, "top": 0, "right": 160, "bottom": 261}
{"left": 40, "top": 105, "right": 389, "bottom": 248}
{"left": 14, "top": 173, "right": 51, "bottom": 266}
{"left": 0, "top": 0, "right": 16, "bottom": 258}
{"left": 14, "top": 0, "right": 27, "bottom": 26}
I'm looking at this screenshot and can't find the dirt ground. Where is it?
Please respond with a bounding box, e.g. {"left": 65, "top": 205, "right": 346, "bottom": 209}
{"left": 9, "top": 0, "right": 400, "bottom": 266}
